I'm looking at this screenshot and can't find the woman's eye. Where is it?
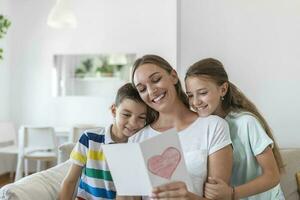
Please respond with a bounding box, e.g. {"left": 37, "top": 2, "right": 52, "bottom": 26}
{"left": 152, "top": 77, "right": 161, "bottom": 83}
{"left": 122, "top": 113, "right": 130, "bottom": 117}
{"left": 139, "top": 116, "right": 146, "bottom": 120}
{"left": 198, "top": 91, "right": 208, "bottom": 95}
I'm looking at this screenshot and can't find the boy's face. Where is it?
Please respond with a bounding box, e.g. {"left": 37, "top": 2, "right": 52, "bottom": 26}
{"left": 112, "top": 99, "right": 147, "bottom": 138}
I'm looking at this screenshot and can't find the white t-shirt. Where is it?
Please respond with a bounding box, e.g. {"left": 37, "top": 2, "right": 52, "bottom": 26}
{"left": 129, "top": 115, "right": 231, "bottom": 197}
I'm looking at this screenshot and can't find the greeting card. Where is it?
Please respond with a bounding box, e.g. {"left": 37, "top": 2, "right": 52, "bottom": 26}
{"left": 102, "top": 130, "right": 193, "bottom": 196}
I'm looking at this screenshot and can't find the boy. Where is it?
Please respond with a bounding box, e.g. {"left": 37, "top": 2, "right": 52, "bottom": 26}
{"left": 59, "top": 83, "right": 155, "bottom": 200}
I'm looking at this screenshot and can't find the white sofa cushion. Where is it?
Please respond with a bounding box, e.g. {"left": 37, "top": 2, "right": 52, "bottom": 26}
{"left": 0, "top": 160, "right": 71, "bottom": 200}
{"left": 58, "top": 142, "right": 75, "bottom": 164}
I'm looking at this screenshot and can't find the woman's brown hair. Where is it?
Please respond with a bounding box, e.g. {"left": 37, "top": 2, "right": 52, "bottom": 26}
{"left": 131, "top": 55, "right": 190, "bottom": 122}
{"left": 185, "top": 58, "right": 284, "bottom": 172}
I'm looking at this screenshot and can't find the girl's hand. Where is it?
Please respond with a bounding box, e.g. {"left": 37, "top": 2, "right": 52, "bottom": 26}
{"left": 151, "top": 181, "right": 200, "bottom": 200}
{"left": 204, "top": 177, "right": 232, "bottom": 200}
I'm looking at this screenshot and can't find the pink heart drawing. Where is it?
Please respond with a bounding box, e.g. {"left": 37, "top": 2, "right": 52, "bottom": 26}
{"left": 147, "top": 147, "right": 181, "bottom": 179}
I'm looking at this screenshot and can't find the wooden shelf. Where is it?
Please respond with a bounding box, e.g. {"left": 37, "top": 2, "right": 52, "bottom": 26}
{"left": 73, "top": 77, "right": 120, "bottom": 81}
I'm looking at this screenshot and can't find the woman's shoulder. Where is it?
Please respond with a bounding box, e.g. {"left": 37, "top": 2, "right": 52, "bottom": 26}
{"left": 197, "top": 115, "right": 228, "bottom": 126}
{"left": 128, "top": 125, "right": 158, "bottom": 143}
{"left": 185, "top": 115, "right": 229, "bottom": 135}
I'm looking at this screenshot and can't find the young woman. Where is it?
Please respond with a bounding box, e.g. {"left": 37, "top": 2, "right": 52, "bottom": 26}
{"left": 129, "top": 55, "right": 233, "bottom": 199}
{"left": 185, "top": 58, "right": 285, "bottom": 200}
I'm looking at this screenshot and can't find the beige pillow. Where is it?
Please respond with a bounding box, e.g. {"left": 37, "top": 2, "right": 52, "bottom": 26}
{"left": 58, "top": 142, "right": 76, "bottom": 163}
{"left": 296, "top": 172, "right": 300, "bottom": 194}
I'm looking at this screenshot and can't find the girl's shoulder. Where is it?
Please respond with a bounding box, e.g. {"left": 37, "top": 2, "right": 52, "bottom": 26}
{"left": 226, "top": 111, "right": 261, "bottom": 126}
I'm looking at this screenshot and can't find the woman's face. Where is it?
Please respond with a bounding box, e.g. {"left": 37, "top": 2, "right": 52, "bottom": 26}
{"left": 185, "top": 76, "right": 227, "bottom": 117}
{"left": 133, "top": 63, "right": 178, "bottom": 112}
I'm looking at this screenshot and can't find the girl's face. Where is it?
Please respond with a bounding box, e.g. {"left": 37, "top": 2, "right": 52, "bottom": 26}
{"left": 133, "top": 63, "right": 178, "bottom": 112}
{"left": 185, "top": 76, "right": 227, "bottom": 117}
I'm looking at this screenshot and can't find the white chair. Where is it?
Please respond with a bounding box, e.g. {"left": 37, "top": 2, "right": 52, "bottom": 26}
{"left": 15, "top": 126, "right": 58, "bottom": 181}
{"left": 70, "top": 124, "right": 103, "bottom": 143}
{"left": 0, "top": 121, "right": 18, "bottom": 179}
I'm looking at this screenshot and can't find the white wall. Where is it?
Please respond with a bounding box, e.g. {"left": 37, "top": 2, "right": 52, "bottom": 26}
{"left": 4, "top": 0, "right": 298, "bottom": 148}
{"left": 179, "top": 0, "right": 300, "bottom": 148}
{"left": 7, "top": 0, "right": 177, "bottom": 128}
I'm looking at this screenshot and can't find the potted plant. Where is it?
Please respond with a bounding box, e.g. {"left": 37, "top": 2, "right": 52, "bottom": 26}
{"left": 0, "top": 15, "right": 11, "bottom": 61}
{"left": 96, "top": 57, "right": 114, "bottom": 77}
{"left": 75, "top": 68, "right": 86, "bottom": 78}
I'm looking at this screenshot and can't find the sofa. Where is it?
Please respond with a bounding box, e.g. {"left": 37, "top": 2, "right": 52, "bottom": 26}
{"left": 279, "top": 149, "right": 300, "bottom": 200}
{"left": 0, "top": 146, "right": 299, "bottom": 200}
{"left": 0, "top": 143, "right": 74, "bottom": 200}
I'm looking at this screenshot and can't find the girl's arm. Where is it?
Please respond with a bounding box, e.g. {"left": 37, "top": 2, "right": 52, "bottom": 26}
{"left": 205, "top": 147, "right": 280, "bottom": 200}
{"left": 234, "top": 147, "right": 280, "bottom": 199}
{"left": 59, "top": 164, "right": 82, "bottom": 200}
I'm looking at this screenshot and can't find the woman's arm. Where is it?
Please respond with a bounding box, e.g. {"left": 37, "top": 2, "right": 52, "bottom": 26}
{"left": 59, "top": 164, "right": 82, "bottom": 200}
{"left": 208, "top": 145, "right": 233, "bottom": 184}
{"left": 151, "top": 181, "right": 209, "bottom": 200}
{"left": 234, "top": 147, "right": 280, "bottom": 199}
{"left": 204, "top": 145, "right": 233, "bottom": 200}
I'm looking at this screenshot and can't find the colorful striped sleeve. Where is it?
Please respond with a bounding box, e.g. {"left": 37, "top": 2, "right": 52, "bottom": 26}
{"left": 70, "top": 132, "right": 89, "bottom": 166}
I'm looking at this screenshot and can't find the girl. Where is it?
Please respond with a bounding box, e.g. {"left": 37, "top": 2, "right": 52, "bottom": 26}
{"left": 185, "top": 58, "right": 285, "bottom": 200}
{"left": 129, "top": 55, "right": 233, "bottom": 200}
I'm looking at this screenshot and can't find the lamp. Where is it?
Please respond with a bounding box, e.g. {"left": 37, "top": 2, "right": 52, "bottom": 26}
{"left": 47, "top": 0, "right": 77, "bottom": 28}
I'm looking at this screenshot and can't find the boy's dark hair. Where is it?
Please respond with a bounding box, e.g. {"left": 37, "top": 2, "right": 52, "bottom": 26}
{"left": 115, "top": 83, "right": 156, "bottom": 125}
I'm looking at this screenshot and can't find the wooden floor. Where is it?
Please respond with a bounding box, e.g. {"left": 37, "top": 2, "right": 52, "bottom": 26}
{"left": 0, "top": 173, "right": 14, "bottom": 188}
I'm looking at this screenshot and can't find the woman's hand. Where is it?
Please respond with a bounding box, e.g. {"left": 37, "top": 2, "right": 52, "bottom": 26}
{"left": 151, "top": 181, "right": 201, "bottom": 200}
{"left": 204, "top": 177, "right": 232, "bottom": 200}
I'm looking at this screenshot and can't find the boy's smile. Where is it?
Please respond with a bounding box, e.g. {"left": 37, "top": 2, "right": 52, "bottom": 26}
{"left": 111, "top": 99, "right": 147, "bottom": 142}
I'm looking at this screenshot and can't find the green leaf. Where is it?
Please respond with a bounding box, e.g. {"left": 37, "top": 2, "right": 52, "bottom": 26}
{"left": 0, "top": 15, "right": 11, "bottom": 61}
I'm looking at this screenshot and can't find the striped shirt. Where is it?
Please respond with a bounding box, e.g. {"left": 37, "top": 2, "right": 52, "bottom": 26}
{"left": 70, "top": 126, "right": 116, "bottom": 200}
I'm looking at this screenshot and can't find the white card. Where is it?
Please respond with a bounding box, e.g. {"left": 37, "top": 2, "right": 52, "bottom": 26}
{"left": 102, "top": 130, "right": 193, "bottom": 196}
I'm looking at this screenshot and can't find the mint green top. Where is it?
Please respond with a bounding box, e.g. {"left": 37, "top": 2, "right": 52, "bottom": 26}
{"left": 225, "top": 112, "right": 285, "bottom": 200}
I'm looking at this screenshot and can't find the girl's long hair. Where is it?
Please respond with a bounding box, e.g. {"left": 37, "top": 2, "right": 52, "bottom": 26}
{"left": 185, "top": 58, "right": 284, "bottom": 172}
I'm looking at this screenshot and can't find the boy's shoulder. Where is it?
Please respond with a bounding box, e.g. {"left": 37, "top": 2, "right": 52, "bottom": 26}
{"left": 81, "top": 127, "right": 108, "bottom": 144}
{"left": 84, "top": 127, "right": 106, "bottom": 135}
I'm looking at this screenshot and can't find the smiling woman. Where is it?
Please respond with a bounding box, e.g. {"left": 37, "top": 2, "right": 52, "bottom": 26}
{"left": 127, "top": 54, "right": 233, "bottom": 200}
